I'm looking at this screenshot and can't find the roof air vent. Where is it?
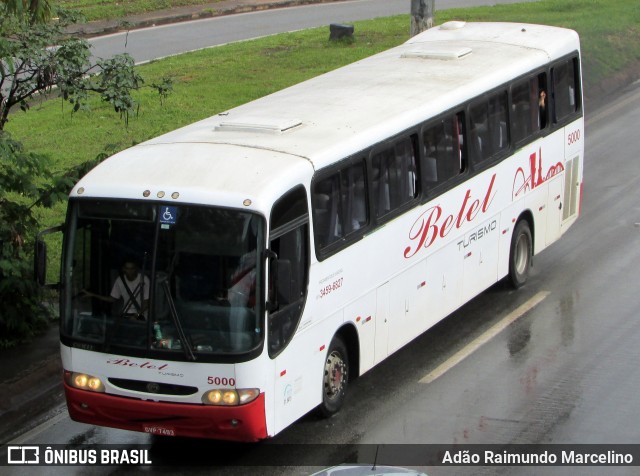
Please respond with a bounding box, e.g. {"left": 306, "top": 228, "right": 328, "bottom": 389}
{"left": 215, "top": 117, "right": 302, "bottom": 134}
{"left": 402, "top": 46, "right": 472, "bottom": 61}
{"left": 440, "top": 21, "right": 466, "bottom": 31}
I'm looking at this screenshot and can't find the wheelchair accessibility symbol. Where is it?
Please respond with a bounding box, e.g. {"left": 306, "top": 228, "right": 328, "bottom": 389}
{"left": 160, "top": 206, "right": 178, "bottom": 225}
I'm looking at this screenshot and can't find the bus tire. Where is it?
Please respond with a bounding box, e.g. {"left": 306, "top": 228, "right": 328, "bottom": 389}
{"left": 509, "top": 220, "right": 532, "bottom": 289}
{"left": 318, "top": 336, "right": 349, "bottom": 418}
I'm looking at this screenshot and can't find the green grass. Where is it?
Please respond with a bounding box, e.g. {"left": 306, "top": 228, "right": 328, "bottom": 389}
{"left": 8, "top": 16, "right": 408, "bottom": 172}
{"left": 437, "top": 0, "right": 640, "bottom": 88}
{"left": 7, "top": 0, "right": 640, "bottom": 185}
{"left": 56, "top": 0, "right": 224, "bottom": 22}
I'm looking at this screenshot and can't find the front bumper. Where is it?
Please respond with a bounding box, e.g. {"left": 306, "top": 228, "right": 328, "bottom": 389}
{"left": 64, "top": 382, "right": 268, "bottom": 442}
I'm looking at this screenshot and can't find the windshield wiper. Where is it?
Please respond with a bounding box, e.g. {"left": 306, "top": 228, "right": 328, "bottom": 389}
{"left": 161, "top": 279, "right": 196, "bottom": 361}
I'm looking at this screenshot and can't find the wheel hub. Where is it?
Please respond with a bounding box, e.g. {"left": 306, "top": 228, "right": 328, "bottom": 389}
{"left": 324, "top": 351, "right": 346, "bottom": 398}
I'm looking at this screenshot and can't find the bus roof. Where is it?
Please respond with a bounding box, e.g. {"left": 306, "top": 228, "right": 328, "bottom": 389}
{"left": 73, "top": 22, "right": 580, "bottom": 211}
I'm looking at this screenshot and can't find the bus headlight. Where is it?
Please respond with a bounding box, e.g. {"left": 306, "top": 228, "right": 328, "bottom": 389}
{"left": 64, "top": 371, "right": 105, "bottom": 393}
{"left": 202, "top": 388, "right": 260, "bottom": 406}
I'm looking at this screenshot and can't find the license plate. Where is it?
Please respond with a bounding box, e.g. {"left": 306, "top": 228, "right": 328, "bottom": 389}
{"left": 143, "top": 424, "right": 176, "bottom": 436}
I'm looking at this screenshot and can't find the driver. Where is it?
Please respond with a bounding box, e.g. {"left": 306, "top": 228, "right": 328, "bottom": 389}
{"left": 83, "top": 258, "right": 150, "bottom": 320}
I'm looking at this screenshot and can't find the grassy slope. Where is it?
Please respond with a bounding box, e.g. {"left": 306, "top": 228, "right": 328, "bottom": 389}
{"left": 7, "top": 1, "right": 640, "bottom": 175}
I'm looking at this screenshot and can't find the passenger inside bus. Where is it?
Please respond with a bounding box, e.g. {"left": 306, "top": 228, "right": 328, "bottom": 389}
{"left": 538, "top": 89, "right": 547, "bottom": 128}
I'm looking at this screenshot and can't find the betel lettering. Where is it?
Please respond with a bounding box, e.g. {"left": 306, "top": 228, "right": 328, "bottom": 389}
{"left": 404, "top": 174, "right": 497, "bottom": 259}
{"left": 106, "top": 358, "right": 169, "bottom": 371}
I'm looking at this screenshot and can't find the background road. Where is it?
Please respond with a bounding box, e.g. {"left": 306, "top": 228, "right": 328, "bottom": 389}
{"left": 89, "top": 0, "right": 540, "bottom": 64}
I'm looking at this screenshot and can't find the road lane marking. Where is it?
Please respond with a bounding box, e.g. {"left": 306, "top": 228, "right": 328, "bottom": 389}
{"left": 418, "top": 291, "right": 550, "bottom": 385}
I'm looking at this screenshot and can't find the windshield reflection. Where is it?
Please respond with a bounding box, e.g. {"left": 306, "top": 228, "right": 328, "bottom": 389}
{"left": 62, "top": 200, "right": 264, "bottom": 361}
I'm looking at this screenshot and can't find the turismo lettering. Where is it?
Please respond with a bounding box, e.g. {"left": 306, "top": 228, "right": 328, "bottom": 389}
{"left": 457, "top": 220, "right": 497, "bottom": 250}
{"left": 404, "top": 174, "right": 497, "bottom": 259}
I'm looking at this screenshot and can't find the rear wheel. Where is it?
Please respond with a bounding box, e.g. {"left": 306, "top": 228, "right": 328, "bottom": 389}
{"left": 318, "top": 336, "right": 349, "bottom": 417}
{"left": 509, "top": 220, "right": 532, "bottom": 288}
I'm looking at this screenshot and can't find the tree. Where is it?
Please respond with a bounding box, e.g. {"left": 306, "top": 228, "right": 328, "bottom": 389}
{"left": 0, "top": 132, "right": 82, "bottom": 346}
{"left": 0, "top": 6, "right": 172, "bottom": 130}
{"left": 0, "top": 4, "right": 171, "bottom": 346}
{"left": 1, "top": 0, "right": 52, "bottom": 24}
{"left": 411, "top": 0, "right": 435, "bottom": 37}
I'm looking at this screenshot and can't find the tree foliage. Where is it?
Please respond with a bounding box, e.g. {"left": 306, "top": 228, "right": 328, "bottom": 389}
{"left": 0, "top": 3, "right": 172, "bottom": 346}
{"left": 1, "top": 0, "right": 53, "bottom": 24}
{"left": 0, "top": 5, "right": 172, "bottom": 130}
{"left": 1, "top": 133, "right": 59, "bottom": 345}
{"left": 0, "top": 130, "right": 109, "bottom": 346}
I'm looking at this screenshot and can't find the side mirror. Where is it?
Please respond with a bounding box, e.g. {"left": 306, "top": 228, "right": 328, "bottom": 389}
{"left": 34, "top": 239, "right": 47, "bottom": 286}
{"left": 35, "top": 225, "right": 63, "bottom": 287}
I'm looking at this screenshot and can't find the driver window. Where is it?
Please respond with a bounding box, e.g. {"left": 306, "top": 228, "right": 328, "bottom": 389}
{"left": 268, "top": 186, "right": 310, "bottom": 357}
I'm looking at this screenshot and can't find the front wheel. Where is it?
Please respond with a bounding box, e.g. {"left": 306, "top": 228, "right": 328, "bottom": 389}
{"left": 318, "top": 336, "right": 349, "bottom": 418}
{"left": 509, "top": 220, "right": 533, "bottom": 289}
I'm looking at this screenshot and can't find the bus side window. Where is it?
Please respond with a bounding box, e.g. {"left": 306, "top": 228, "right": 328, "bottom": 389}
{"left": 512, "top": 72, "right": 548, "bottom": 145}
{"left": 312, "top": 160, "right": 368, "bottom": 250}
{"left": 269, "top": 186, "right": 310, "bottom": 357}
{"left": 312, "top": 174, "right": 340, "bottom": 248}
{"left": 538, "top": 72, "right": 548, "bottom": 130}
{"left": 341, "top": 162, "right": 368, "bottom": 233}
{"left": 552, "top": 57, "right": 579, "bottom": 124}
{"left": 422, "top": 112, "right": 466, "bottom": 192}
{"left": 470, "top": 90, "right": 508, "bottom": 166}
{"left": 371, "top": 135, "right": 418, "bottom": 218}
{"left": 511, "top": 78, "right": 534, "bottom": 144}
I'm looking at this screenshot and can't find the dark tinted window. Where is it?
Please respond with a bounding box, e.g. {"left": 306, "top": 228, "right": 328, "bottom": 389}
{"left": 511, "top": 73, "right": 548, "bottom": 144}
{"left": 312, "top": 161, "right": 367, "bottom": 249}
{"left": 269, "top": 187, "right": 310, "bottom": 357}
{"left": 422, "top": 112, "right": 467, "bottom": 191}
{"left": 371, "top": 136, "right": 418, "bottom": 218}
{"left": 552, "top": 57, "right": 580, "bottom": 123}
{"left": 469, "top": 91, "right": 508, "bottom": 165}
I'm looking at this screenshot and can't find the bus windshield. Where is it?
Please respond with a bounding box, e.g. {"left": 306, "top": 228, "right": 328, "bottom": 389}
{"left": 61, "top": 199, "right": 265, "bottom": 361}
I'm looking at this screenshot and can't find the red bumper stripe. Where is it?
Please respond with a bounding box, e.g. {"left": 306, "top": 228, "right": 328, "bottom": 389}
{"left": 64, "top": 382, "right": 268, "bottom": 442}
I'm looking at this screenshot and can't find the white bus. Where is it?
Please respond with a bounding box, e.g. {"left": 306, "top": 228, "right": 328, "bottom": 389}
{"left": 44, "top": 22, "right": 583, "bottom": 441}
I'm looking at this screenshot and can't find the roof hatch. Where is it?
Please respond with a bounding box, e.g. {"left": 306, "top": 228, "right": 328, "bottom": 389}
{"left": 401, "top": 45, "right": 472, "bottom": 60}
{"left": 215, "top": 116, "right": 302, "bottom": 134}
{"left": 439, "top": 21, "right": 467, "bottom": 31}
